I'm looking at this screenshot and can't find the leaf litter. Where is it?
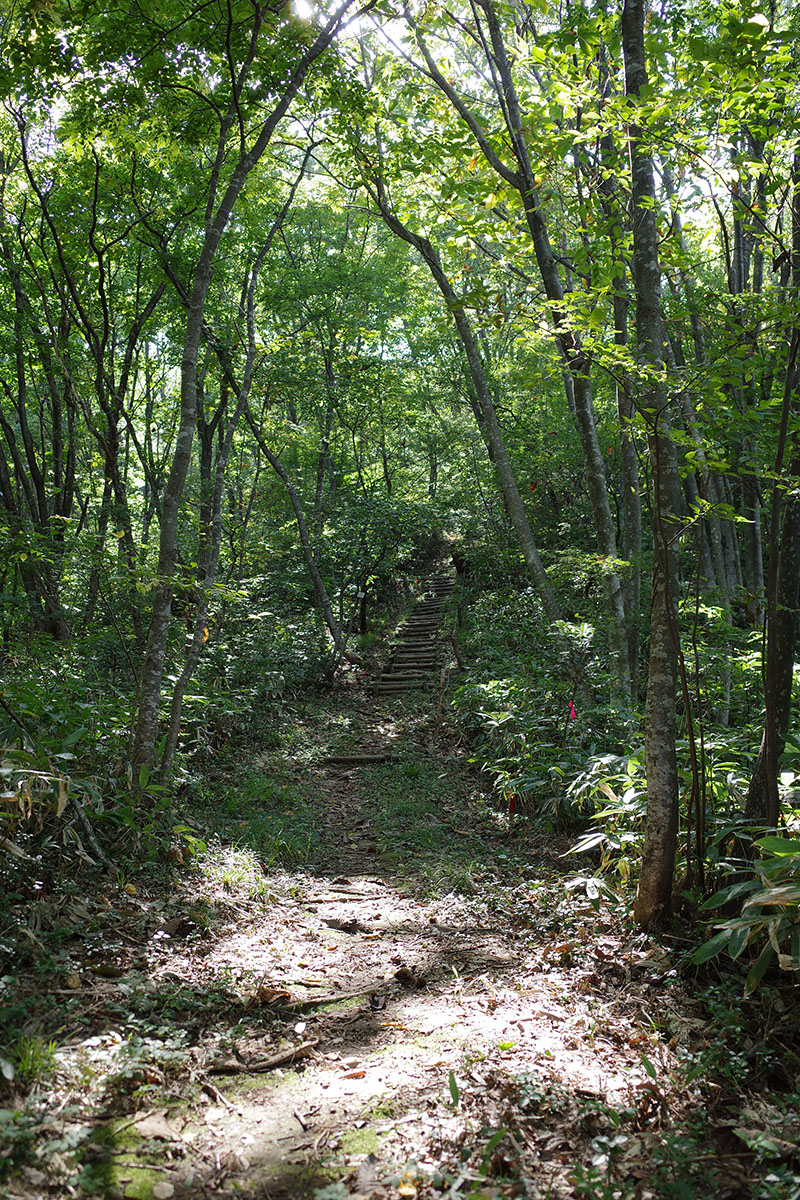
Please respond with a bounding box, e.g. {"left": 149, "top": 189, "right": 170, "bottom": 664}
{"left": 1, "top": 689, "right": 799, "bottom": 1199}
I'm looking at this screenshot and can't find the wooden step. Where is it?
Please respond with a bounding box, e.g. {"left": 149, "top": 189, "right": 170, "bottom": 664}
{"left": 375, "top": 689, "right": 428, "bottom": 697}
{"left": 380, "top": 673, "right": 428, "bottom": 682}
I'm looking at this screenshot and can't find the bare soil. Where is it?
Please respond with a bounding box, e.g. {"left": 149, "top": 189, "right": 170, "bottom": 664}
{"left": 2, "top": 682, "right": 798, "bottom": 1200}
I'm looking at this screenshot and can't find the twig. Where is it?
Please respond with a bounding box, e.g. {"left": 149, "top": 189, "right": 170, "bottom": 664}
{"left": 0, "top": 691, "right": 36, "bottom": 744}
{"left": 288, "top": 984, "right": 385, "bottom": 1009}
{"left": 207, "top": 1038, "right": 319, "bottom": 1075}
{"left": 200, "top": 1079, "right": 234, "bottom": 1109}
{"left": 114, "top": 1162, "right": 176, "bottom": 1173}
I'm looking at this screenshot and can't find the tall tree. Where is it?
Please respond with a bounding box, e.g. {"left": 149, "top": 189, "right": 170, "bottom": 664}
{"left": 622, "top": 0, "right": 684, "bottom": 926}
{"left": 372, "top": 1, "right": 634, "bottom": 694}
{"left": 132, "top": 0, "right": 374, "bottom": 769}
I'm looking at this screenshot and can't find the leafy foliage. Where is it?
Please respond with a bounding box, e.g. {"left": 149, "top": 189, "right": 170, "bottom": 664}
{"left": 695, "top": 835, "right": 800, "bottom": 993}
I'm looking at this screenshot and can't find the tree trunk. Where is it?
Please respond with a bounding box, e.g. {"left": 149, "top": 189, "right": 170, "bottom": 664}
{"left": 402, "top": 2, "right": 631, "bottom": 692}
{"left": 368, "top": 199, "right": 560, "bottom": 621}
{"left": 745, "top": 447, "right": 800, "bottom": 821}
{"left": 622, "top": 0, "right": 684, "bottom": 928}
{"left": 133, "top": 1, "right": 364, "bottom": 767}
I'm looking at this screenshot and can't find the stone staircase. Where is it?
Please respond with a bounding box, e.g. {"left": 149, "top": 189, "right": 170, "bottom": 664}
{"left": 374, "top": 572, "right": 454, "bottom": 697}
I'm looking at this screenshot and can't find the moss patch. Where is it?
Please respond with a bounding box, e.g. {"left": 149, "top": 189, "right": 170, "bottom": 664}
{"left": 341, "top": 1127, "right": 380, "bottom": 1156}
{"left": 230, "top": 1067, "right": 299, "bottom": 1095}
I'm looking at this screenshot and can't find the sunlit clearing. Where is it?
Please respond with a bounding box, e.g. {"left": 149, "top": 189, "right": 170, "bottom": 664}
{"left": 294, "top": 0, "right": 314, "bottom": 16}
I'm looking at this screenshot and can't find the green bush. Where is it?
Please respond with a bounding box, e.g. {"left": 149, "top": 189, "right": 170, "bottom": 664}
{"left": 694, "top": 835, "right": 800, "bottom": 994}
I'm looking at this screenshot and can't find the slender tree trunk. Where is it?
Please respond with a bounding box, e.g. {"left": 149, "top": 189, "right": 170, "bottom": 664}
{"left": 133, "top": 1, "right": 365, "bottom": 767}
{"left": 244, "top": 410, "right": 347, "bottom": 659}
{"left": 361, "top": 178, "right": 560, "bottom": 620}
{"left": 745, "top": 444, "right": 800, "bottom": 822}
{"left": 160, "top": 387, "right": 248, "bottom": 780}
{"left": 746, "top": 159, "right": 800, "bottom": 823}
{"left": 622, "top": 0, "right": 684, "bottom": 928}
{"left": 401, "top": 2, "right": 630, "bottom": 690}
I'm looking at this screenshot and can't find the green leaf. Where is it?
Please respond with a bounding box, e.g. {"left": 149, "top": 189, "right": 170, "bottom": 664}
{"left": 693, "top": 928, "right": 731, "bottom": 964}
{"left": 728, "top": 924, "right": 751, "bottom": 960}
{"left": 700, "top": 879, "right": 760, "bottom": 910}
{"left": 744, "top": 943, "right": 775, "bottom": 996}
{"left": 641, "top": 1053, "right": 657, "bottom": 1079}
{"left": 448, "top": 1069, "right": 460, "bottom": 1107}
{"left": 754, "top": 836, "right": 800, "bottom": 856}
{"left": 138, "top": 763, "right": 150, "bottom": 790}
{"left": 62, "top": 726, "right": 87, "bottom": 747}
{"left": 484, "top": 1128, "right": 506, "bottom": 1155}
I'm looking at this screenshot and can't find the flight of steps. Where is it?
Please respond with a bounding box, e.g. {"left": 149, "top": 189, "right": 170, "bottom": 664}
{"left": 374, "top": 572, "right": 454, "bottom": 697}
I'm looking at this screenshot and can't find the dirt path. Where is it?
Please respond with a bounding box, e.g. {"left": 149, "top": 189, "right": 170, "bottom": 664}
{"left": 2, "top": 592, "right": 795, "bottom": 1199}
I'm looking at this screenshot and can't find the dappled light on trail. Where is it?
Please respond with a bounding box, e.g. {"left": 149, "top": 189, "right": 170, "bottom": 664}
{"left": 4, "top": 656, "right": 797, "bottom": 1200}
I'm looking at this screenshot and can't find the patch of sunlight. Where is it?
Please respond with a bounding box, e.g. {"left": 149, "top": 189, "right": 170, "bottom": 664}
{"left": 194, "top": 839, "right": 274, "bottom": 899}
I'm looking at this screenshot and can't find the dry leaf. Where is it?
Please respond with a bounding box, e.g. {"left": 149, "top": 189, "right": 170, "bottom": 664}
{"left": 254, "top": 986, "right": 291, "bottom": 1006}
{"left": 162, "top": 916, "right": 196, "bottom": 938}
{"left": 133, "top": 1111, "right": 178, "bottom": 1141}
{"left": 355, "top": 1153, "right": 386, "bottom": 1196}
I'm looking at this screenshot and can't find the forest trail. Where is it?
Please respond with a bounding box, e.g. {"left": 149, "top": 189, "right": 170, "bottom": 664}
{"left": 3, "top": 583, "right": 783, "bottom": 1200}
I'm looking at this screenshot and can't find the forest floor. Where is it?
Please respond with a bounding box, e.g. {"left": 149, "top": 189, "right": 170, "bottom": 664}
{"left": 2, "top": 642, "right": 800, "bottom": 1199}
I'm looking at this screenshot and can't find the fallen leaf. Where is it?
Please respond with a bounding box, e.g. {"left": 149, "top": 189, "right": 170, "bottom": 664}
{"left": 355, "top": 1152, "right": 385, "bottom": 1196}
{"left": 394, "top": 966, "right": 426, "bottom": 988}
{"left": 253, "top": 986, "right": 291, "bottom": 1006}
{"left": 65, "top": 973, "right": 83, "bottom": 990}
{"left": 133, "top": 1111, "right": 179, "bottom": 1141}
{"left": 161, "top": 916, "right": 197, "bottom": 938}
{"left": 324, "top": 917, "right": 361, "bottom": 933}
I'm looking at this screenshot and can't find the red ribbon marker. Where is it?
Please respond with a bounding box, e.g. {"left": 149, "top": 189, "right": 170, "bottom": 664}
{"left": 568, "top": 700, "right": 577, "bottom": 720}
